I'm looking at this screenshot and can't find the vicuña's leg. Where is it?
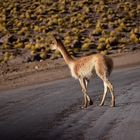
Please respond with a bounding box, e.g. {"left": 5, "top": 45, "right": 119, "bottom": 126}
{"left": 84, "top": 78, "right": 93, "bottom": 106}
{"left": 105, "top": 79, "right": 115, "bottom": 107}
{"left": 100, "top": 82, "right": 108, "bottom": 106}
{"left": 79, "top": 78, "right": 92, "bottom": 108}
{"left": 95, "top": 66, "right": 115, "bottom": 107}
{"left": 79, "top": 78, "right": 87, "bottom": 108}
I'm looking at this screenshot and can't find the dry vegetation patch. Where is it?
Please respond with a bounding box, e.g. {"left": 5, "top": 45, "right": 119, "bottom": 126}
{"left": 0, "top": 0, "right": 140, "bottom": 63}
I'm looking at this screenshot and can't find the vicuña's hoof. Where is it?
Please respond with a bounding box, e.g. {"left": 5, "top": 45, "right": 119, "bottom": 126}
{"left": 110, "top": 104, "right": 115, "bottom": 107}
{"left": 81, "top": 105, "right": 87, "bottom": 109}
{"left": 89, "top": 100, "right": 93, "bottom": 105}
{"left": 111, "top": 101, "right": 115, "bottom": 107}
{"left": 99, "top": 103, "right": 104, "bottom": 106}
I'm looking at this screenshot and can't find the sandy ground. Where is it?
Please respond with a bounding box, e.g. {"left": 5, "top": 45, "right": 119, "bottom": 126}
{"left": 0, "top": 50, "right": 140, "bottom": 91}
{"left": 0, "top": 65, "right": 140, "bottom": 140}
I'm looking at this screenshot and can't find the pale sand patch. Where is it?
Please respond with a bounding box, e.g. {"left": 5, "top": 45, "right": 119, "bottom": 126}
{"left": 0, "top": 50, "right": 140, "bottom": 91}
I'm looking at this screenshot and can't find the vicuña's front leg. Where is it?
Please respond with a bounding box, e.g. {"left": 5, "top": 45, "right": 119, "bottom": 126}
{"left": 79, "top": 78, "right": 93, "bottom": 108}
{"left": 81, "top": 92, "right": 88, "bottom": 108}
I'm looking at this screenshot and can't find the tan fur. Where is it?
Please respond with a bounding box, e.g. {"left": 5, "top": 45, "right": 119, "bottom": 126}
{"left": 51, "top": 36, "right": 115, "bottom": 108}
{"left": 71, "top": 54, "right": 113, "bottom": 79}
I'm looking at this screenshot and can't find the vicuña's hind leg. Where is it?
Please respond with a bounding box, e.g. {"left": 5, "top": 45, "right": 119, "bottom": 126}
{"left": 100, "top": 82, "right": 108, "bottom": 106}
{"left": 105, "top": 79, "right": 115, "bottom": 107}
{"left": 95, "top": 67, "right": 115, "bottom": 107}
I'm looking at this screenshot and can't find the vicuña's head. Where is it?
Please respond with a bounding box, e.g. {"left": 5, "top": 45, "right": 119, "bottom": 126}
{"left": 50, "top": 35, "right": 64, "bottom": 51}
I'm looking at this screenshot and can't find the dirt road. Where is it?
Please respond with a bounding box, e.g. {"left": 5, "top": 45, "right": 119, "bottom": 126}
{"left": 0, "top": 65, "right": 140, "bottom": 140}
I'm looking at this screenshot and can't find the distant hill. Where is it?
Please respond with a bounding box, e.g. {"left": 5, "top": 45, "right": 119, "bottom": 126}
{"left": 0, "top": 0, "right": 140, "bottom": 62}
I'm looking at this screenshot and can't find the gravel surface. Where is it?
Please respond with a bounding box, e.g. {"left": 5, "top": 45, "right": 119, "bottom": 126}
{"left": 0, "top": 65, "right": 140, "bottom": 140}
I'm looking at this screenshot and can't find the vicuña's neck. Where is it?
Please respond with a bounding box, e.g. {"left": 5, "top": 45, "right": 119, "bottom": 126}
{"left": 58, "top": 45, "right": 74, "bottom": 65}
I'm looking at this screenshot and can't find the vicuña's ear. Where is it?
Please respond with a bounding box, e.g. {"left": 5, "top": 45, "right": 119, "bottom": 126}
{"left": 51, "top": 35, "right": 58, "bottom": 44}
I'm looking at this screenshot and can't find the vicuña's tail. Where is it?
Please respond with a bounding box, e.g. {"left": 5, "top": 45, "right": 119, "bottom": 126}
{"left": 105, "top": 56, "right": 114, "bottom": 76}
{"left": 94, "top": 54, "right": 113, "bottom": 78}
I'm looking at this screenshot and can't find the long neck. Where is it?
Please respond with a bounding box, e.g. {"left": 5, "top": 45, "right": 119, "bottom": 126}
{"left": 58, "top": 45, "right": 74, "bottom": 65}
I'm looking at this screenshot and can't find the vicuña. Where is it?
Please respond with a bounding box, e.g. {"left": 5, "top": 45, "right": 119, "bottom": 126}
{"left": 50, "top": 35, "right": 115, "bottom": 108}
